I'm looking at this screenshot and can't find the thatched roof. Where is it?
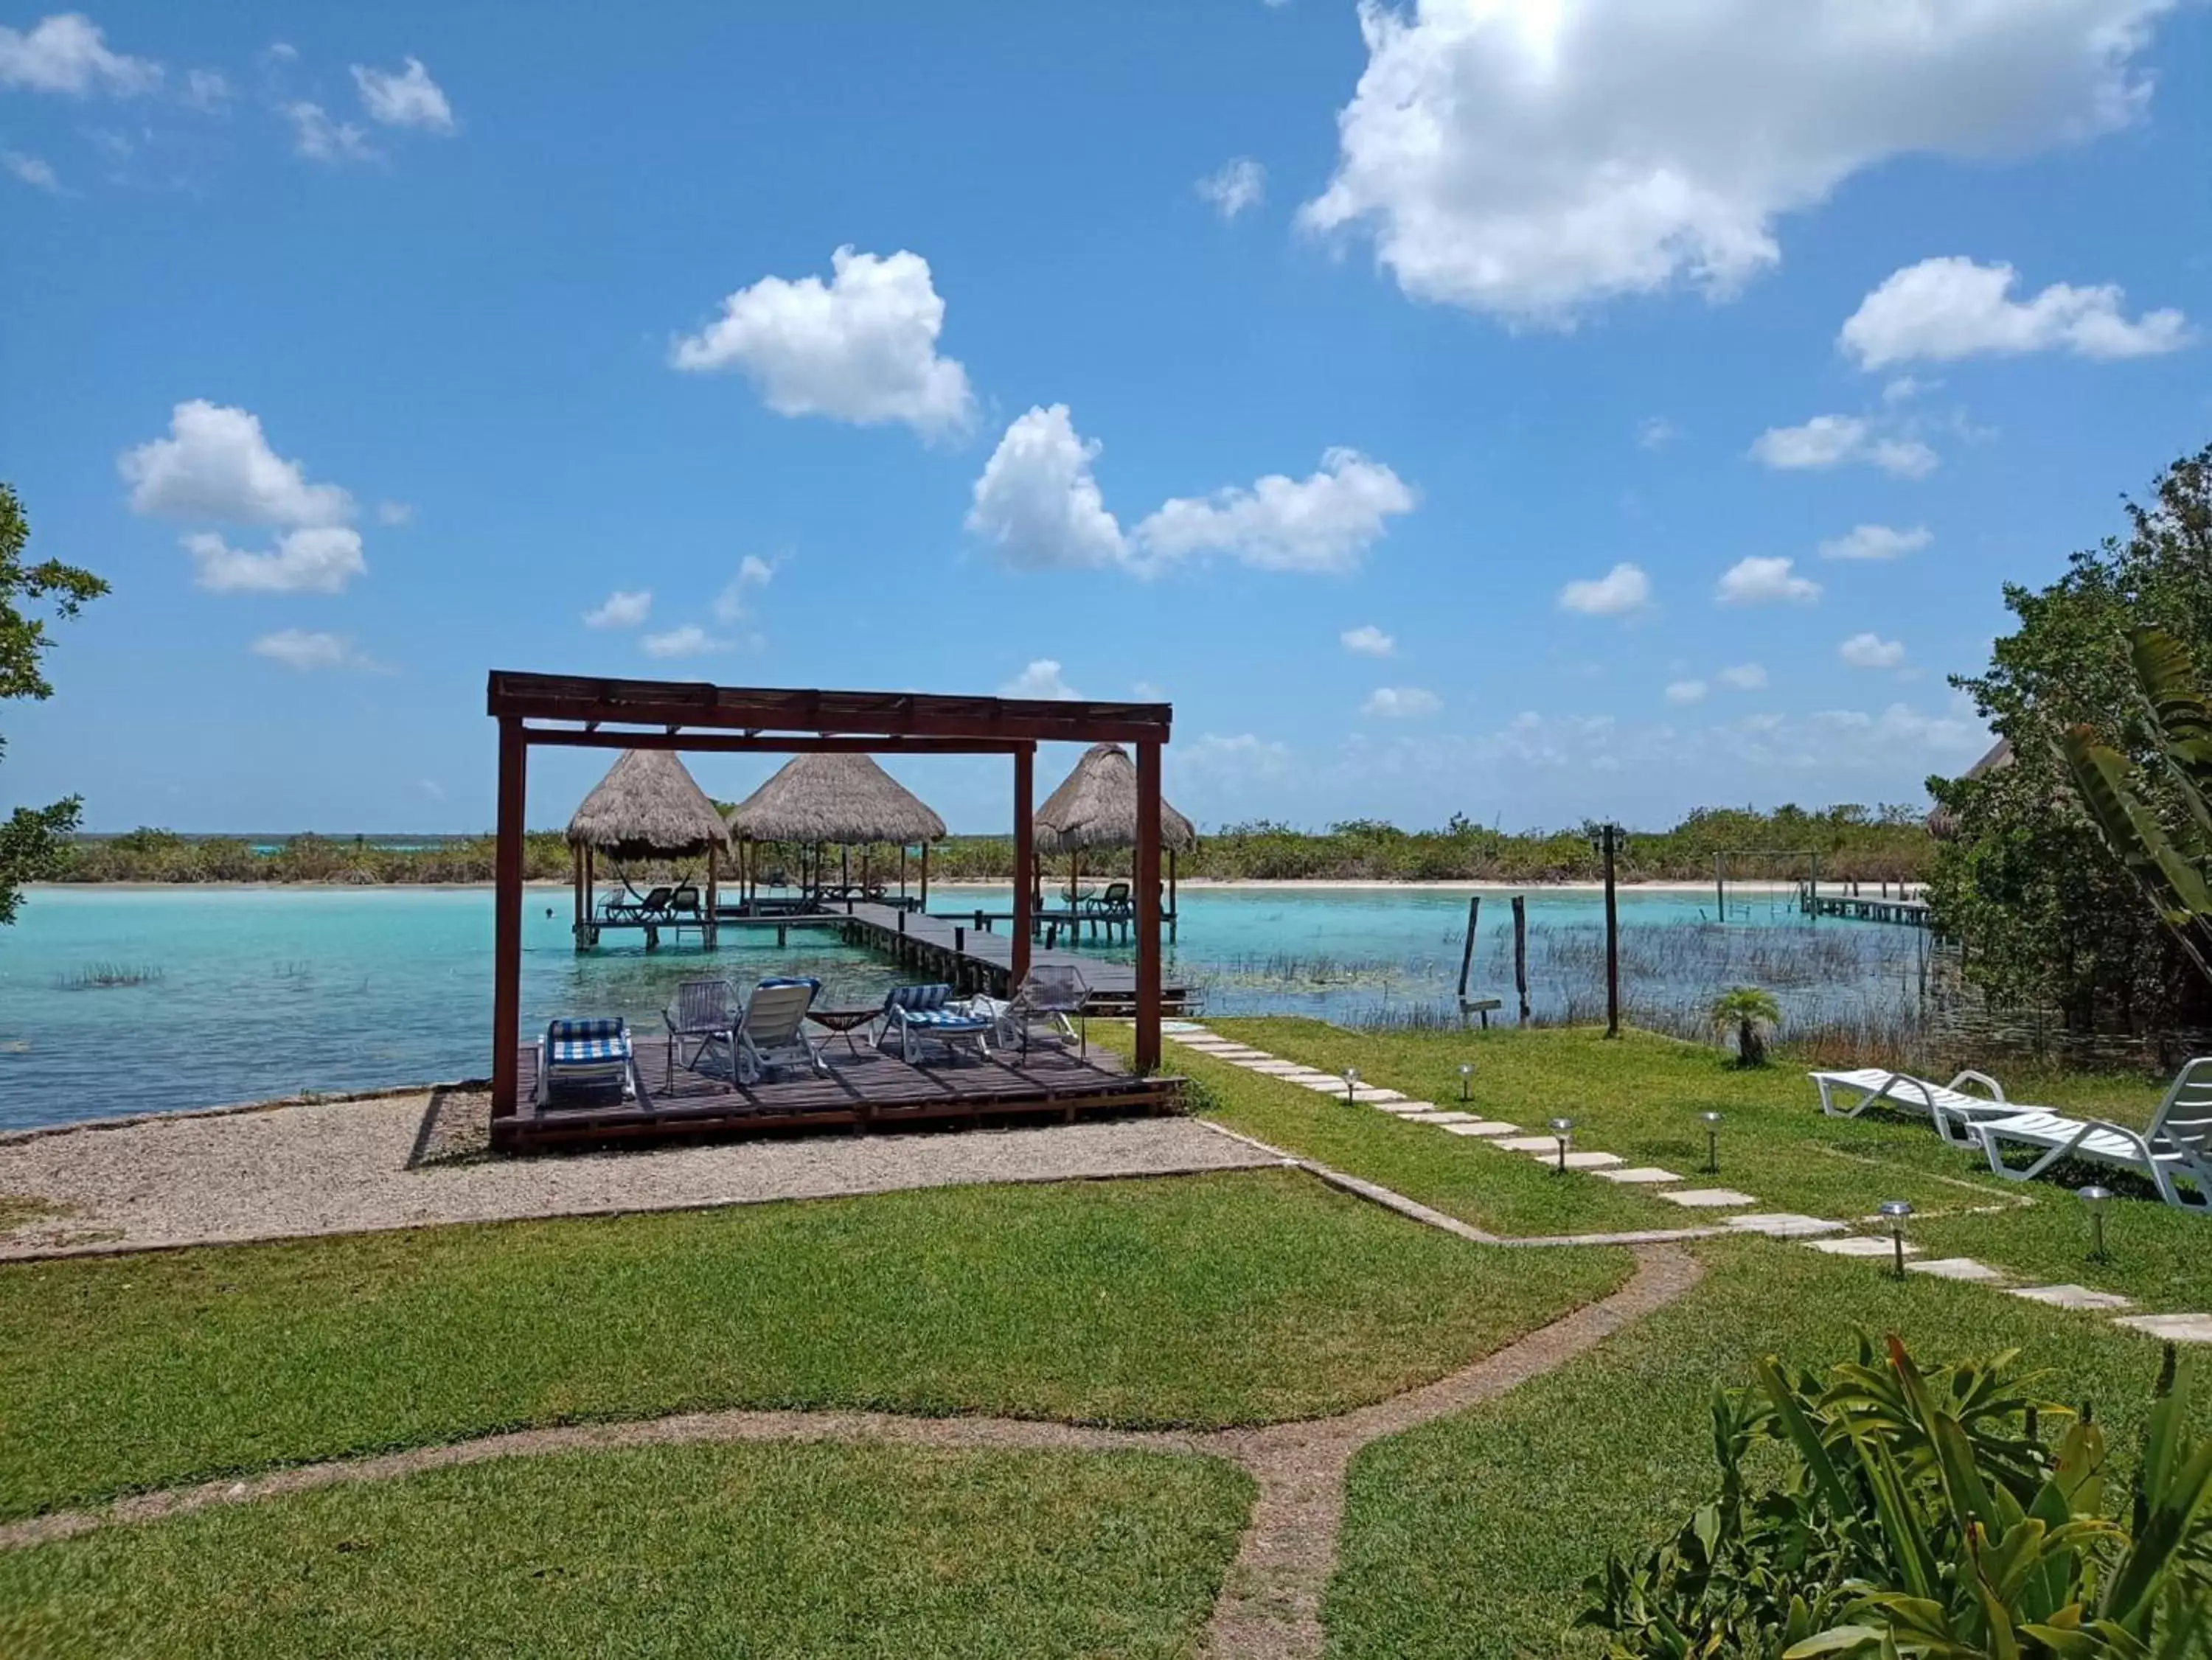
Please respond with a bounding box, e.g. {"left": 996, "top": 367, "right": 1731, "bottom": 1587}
{"left": 1926, "top": 736, "right": 2014, "bottom": 842}
{"left": 566, "top": 750, "right": 731, "bottom": 859}
{"left": 1034, "top": 742, "right": 1197, "bottom": 853}
{"left": 725, "top": 753, "right": 946, "bottom": 845}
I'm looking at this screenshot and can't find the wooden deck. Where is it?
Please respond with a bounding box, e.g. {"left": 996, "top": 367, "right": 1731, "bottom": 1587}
{"left": 1802, "top": 890, "right": 1931, "bottom": 927}
{"left": 498, "top": 1034, "right": 1186, "bottom": 1151}
{"left": 823, "top": 901, "right": 1194, "bottom": 1014}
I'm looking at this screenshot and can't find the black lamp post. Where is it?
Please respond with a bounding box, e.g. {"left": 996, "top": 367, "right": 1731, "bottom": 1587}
{"left": 1590, "top": 823, "right": 1625, "bottom": 1038}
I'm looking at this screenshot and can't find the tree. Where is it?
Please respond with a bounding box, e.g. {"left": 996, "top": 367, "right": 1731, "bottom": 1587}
{"left": 1928, "top": 442, "right": 2212, "bottom": 1033}
{"left": 0, "top": 483, "right": 108, "bottom": 924}
{"left": 1709, "top": 986, "right": 1781, "bottom": 1067}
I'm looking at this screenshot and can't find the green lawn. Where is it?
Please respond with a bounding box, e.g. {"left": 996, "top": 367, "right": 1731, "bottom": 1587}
{"left": 0, "top": 1168, "right": 1626, "bottom": 1521}
{"left": 0, "top": 1441, "right": 1250, "bottom": 1659}
{"left": 1164, "top": 1020, "right": 2207, "bottom": 1305}
{"left": 1324, "top": 1234, "right": 2212, "bottom": 1660}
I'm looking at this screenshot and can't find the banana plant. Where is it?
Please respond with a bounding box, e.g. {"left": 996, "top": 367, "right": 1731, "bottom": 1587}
{"left": 2059, "top": 627, "right": 2212, "bottom": 988}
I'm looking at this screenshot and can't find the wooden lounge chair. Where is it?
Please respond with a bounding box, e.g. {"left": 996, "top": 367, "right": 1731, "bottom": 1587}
{"left": 877, "top": 983, "right": 994, "bottom": 1065}
{"left": 661, "top": 976, "right": 739, "bottom": 1084}
{"left": 536, "top": 1016, "right": 640, "bottom": 1104}
{"left": 734, "top": 977, "right": 827, "bottom": 1084}
{"left": 1809, "top": 1065, "right": 2015, "bottom": 1144}
{"left": 602, "top": 885, "right": 672, "bottom": 922}
{"left": 1975, "top": 1057, "right": 2212, "bottom": 1210}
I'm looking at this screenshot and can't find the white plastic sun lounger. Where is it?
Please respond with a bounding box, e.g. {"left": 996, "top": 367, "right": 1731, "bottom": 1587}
{"left": 1975, "top": 1057, "right": 2212, "bottom": 1211}
{"left": 1810, "top": 1066, "right": 2014, "bottom": 1144}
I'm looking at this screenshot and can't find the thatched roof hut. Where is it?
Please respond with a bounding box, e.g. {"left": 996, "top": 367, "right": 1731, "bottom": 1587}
{"left": 725, "top": 753, "right": 946, "bottom": 846}
{"left": 1926, "top": 736, "right": 2014, "bottom": 842}
{"left": 1034, "top": 742, "right": 1197, "bottom": 853}
{"left": 565, "top": 749, "right": 731, "bottom": 859}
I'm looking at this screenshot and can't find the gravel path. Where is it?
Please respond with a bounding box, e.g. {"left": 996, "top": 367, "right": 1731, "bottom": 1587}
{"left": 0, "top": 1092, "right": 1274, "bottom": 1259}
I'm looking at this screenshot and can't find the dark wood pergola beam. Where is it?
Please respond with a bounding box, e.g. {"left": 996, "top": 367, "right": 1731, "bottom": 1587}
{"left": 523, "top": 728, "right": 1037, "bottom": 756}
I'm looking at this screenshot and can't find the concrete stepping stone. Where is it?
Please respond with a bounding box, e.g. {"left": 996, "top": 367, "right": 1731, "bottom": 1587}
{"left": 1441, "top": 1120, "right": 1520, "bottom": 1137}
{"left": 1394, "top": 1109, "right": 1470, "bottom": 1123}
{"left": 1907, "top": 1257, "right": 2008, "bottom": 1283}
{"left": 2010, "top": 1283, "right": 2135, "bottom": 1312}
{"left": 1350, "top": 1088, "right": 1406, "bottom": 1103}
{"left": 1806, "top": 1235, "right": 1916, "bottom": 1258}
{"left": 1593, "top": 1165, "right": 1683, "bottom": 1185}
{"left": 1661, "top": 1188, "right": 1761, "bottom": 1209}
{"left": 1523, "top": 1149, "right": 1626, "bottom": 1171}
{"left": 1162, "top": 1022, "right": 1209, "bottom": 1035}
{"left": 1245, "top": 1061, "right": 1318, "bottom": 1074}
{"left": 2115, "top": 1313, "right": 2212, "bottom": 1343}
{"left": 1727, "top": 1213, "right": 1846, "bottom": 1239}
{"left": 1489, "top": 1135, "right": 1559, "bottom": 1153}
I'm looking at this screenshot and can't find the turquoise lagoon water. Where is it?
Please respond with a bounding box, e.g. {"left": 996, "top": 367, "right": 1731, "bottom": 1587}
{"left": 0, "top": 885, "right": 1923, "bottom": 1129}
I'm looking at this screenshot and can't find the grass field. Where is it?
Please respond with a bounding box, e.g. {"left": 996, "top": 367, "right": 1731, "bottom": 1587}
{"left": 1162, "top": 1019, "right": 2208, "bottom": 1305}
{"left": 0, "top": 1440, "right": 1250, "bottom": 1659}
{"left": 0, "top": 1167, "right": 1626, "bottom": 1521}
{"left": 1325, "top": 1234, "right": 2211, "bottom": 1659}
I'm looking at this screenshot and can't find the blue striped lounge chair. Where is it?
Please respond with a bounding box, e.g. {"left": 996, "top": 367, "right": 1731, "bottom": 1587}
{"left": 877, "top": 983, "right": 995, "bottom": 1065}
{"left": 536, "top": 1016, "right": 639, "bottom": 1104}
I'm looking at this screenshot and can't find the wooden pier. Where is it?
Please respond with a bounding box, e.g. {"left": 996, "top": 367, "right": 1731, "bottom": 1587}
{"left": 1801, "top": 887, "right": 1931, "bottom": 927}
{"left": 826, "top": 900, "right": 1194, "bottom": 1015}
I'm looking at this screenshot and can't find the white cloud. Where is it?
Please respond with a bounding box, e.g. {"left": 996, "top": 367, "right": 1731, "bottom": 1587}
{"left": 1001, "top": 658, "right": 1079, "bottom": 700}
{"left": 4, "top": 149, "right": 58, "bottom": 191}
{"left": 670, "top": 245, "right": 974, "bottom": 437}
{"left": 1340, "top": 624, "right": 1396, "bottom": 658}
{"left": 250, "top": 629, "right": 378, "bottom": 672}
{"left": 1717, "top": 555, "right": 1820, "bottom": 606}
{"left": 375, "top": 500, "right": 414, "bottom": 527}
{"left": 1840, "top": 256, "right": 2192, "bottom": 369}
{"left": 1665, "top": 679, "right": 1708, "bottom": 705}
{"left": 1298, "top": 0, "right": 2169, "bottom": 324}
{"left": 351, "top": 56, "right": 453, "bottom": 132}
{"left": 712, "top": 554, "right": 777, "bottom": 623}
{"left": 1557, "top": 562, "right": 1651, "bottom": 616}
{"left": 1839, "top": 631, "right": 1907, "bottom": 669}
{"left": 121, "top": 400, "right": 354, "bottom": 527}
{"left": 181, "top": 67, "right": 227, "bottom": 111}
{"left": 967, "top": 405, "right": 1127, "bottom": 571}
{"left": 185, "top": 526, "right": 365, "bottom": 594}
{"left": 1750, "top": 414, "right": 1938, "bottom": 477}
{"left": 285, "top": 101, "right": 376, "bottom": 164}
{"left": 1133, "top": 680, "right": 1169, "bottom": 700}
{"left": 417, "top": 778, "right": 445, "bottom": 801}
{"left": 1362, "top": 686, "right": 1442, "bottom": 719}
{"left": 1882, "top": 375, "right": 1930, "bottom": 404}
{"left": 1195, "top": 156, "right": 1266, "bottom": 219}
{"left": 1716, "top": 662, "right": 1767, "bottom": 691}
{"left": 641, "top": 624, "right": 729, "bottom": 659}
{"left": 1178, "top": 732, "right": 1293, "bottom": 779}
{"left": 1819, "top": 523, "right": 1932, "bottom": 561}
{"left": 1636, "top": 416, "right": 1678, "bottom": 451}
{"left": 1133, "top": 449, "right": 1415, "bottom": 574}
{"left": 0, "top": 13, "right": 159, "bottom": 95}
{"left": 584, "top": 589, "right": 652, "bottom": 630}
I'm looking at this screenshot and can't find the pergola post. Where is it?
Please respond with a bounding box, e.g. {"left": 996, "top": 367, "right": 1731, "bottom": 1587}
{"left": 704, "top": 841, "right": 719, "bottom": 948}
{"left": 1012, "top": 744, "right": 1034, "bottom": 983}
{"left": 491, "top": 716, "right": 527, "bottom": 1120}
{"left": 919, "top": 842, "right": 930, "bottom": 910}
{"left": 1135, "top": 739, "right": 1162, "bottom": 1073}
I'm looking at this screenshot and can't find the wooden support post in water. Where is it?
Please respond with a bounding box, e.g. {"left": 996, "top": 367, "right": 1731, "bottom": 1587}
{"left": 1512, "top": 894, "right": 1530, "bottom": 1024}
{"left": 1168, "top": 848, "right": 1178, "bottom": 944}
{"left": 1457, "top": 895, "right": 1481, "bottom": 1004}
{"left": 1012, "top": 744, "right": 1034, "bottom": 982}
{"left": 490, "top": 716, "right": 526, "bottom": 1121}
{"left": 1599, "top": 823, "right": 1621, "bottom": 1039}
{"left": 919, "top": 842, "right": 930, "bottom": 911}
{"left": 1714, "top": 853, "right": 1724, "bottom": 921}
{"left": 1135, "top": 739, "right": 1163, "bottom": 1073}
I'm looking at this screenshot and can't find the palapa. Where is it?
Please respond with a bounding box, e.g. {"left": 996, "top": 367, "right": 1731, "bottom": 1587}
{"left": 725, "top": 753, "right": 946, "bottom": 846}
{"left": 1925, "top": 736, "right": 2014, "bottom": 843}
{"left": 565, "top": 749, "right": 731, "bottom": 860}
{"left": 1034, "top": 743, "right": 1195, "bottom": 852}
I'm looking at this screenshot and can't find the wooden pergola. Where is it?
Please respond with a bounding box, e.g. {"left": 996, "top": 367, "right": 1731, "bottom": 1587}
{"left": 486, "top": 671, "right": 1174, "bottom": 1124}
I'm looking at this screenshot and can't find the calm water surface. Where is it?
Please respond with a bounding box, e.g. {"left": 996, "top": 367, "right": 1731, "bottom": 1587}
{"left": 0, "top": 885, "right": 1920, "bottom": 1129}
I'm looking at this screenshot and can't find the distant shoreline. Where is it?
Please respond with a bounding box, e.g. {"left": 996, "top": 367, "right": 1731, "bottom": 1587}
{"left": 28, "top": 877, "right": 1832, "bottom": 896}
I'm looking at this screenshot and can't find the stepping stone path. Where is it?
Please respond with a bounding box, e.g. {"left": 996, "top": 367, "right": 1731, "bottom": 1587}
{"left": 1161, "top": 1025, "right": 2212, "bottom": 1346}
{"left": 2009, "top": 1283, "right": 2135, "bottom": 1312}
{"left": 1908, "top": 1257, "right": 2009, "bottom": 1283}
{"left": 1660, "top": 1188, "right": 1761, "bottom": 1209}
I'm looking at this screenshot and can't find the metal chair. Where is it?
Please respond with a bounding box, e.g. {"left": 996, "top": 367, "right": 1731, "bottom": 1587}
{"left": 661, "top": 977, "right": 740, "bottom": 1085}
{"left": 995, "top": 963, "right": 1091, "bottom": 1058}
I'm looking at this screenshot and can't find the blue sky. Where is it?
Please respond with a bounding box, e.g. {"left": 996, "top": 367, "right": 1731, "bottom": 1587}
{"left": 4, "top": 1, "right": 2208, "bottom": 834}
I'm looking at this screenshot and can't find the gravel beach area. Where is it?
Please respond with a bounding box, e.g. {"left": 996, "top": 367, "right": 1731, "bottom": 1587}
{"left": 0, "top": 1092, "right": 1275, "bottom": 1259}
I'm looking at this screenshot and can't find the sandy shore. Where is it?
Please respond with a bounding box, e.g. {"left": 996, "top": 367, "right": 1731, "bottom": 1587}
{"left": 0, "top": 1091, "right": 1277, "bottom": 1259}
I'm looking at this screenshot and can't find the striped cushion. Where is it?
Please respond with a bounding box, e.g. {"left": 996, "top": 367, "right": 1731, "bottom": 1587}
{"left": 886, "top": 984, "right": 953, "bottom": 1014}
{"left": 900, "top": 1006, "right": 992, "bottom": 1032}
{"left": 547, "top": 1018, "right": 631, "bottom": 1065}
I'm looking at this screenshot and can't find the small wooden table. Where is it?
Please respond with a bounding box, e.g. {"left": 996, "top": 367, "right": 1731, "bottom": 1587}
{"left": 806, "top": 1007, "right": 880, "bottom": 1056}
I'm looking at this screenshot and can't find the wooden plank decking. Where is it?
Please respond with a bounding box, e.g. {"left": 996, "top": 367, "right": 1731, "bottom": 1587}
{"left": 821, "top": 902, "right": 1193, "bottom": 1014}
{"left": 499, "top": 1033, "right": 1185, "bottom": 1151}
